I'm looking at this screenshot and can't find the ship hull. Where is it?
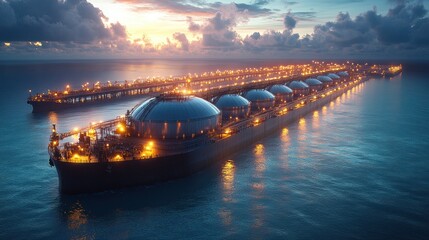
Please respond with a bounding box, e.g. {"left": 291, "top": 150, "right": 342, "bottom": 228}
{"left": 52, "top": 80, "right": 364, "bottom": 194}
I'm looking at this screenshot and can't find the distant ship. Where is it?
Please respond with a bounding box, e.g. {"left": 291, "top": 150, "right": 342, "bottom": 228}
{"left": 47, "top": 64, "right": 401, "bottom": 194}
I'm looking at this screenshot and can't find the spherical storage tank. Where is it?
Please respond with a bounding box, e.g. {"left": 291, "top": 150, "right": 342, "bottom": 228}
{"left": 337, "top": 71, "right": 349, "bottom": 77}
{"left": 129, "top": 95, "right": 221, "bottom": 139}
{"left": 317, "top": 75, "right": 334, "bottom": 86}
{"left": 242, "top": 89, "right": 275, "bottom": 112}
{"left": 327, "top": 73, "right": 342, "bottom": 84}
{"left": 327, "top": 73, "right": 341, "bottom": 80}
{"left": 287, "top": 81, "right": 310, "bottom": 98}
{"left": 213, "top": 94, "right": 250, "bottom": 121}
{"left": 305, "top": 78, "right": 323, "bottom": 91}
{"left": 266, "top": 84, "right": 293, "bottom": 103}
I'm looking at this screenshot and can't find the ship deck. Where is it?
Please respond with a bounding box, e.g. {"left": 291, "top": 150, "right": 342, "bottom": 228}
{"left": 29, "top": 62, "right": 348, "bottom": 112}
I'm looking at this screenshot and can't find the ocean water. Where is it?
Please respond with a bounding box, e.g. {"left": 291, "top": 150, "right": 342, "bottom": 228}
{"left": 0, "top": 59, "right": 428, "bottom": 240}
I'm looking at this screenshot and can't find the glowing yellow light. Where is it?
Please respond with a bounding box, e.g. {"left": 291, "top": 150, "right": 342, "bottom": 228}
{"left": 117, "top": 123, "right": 125, "bottom": 133}
{"left": 313, "top": 111, "right": 319, "bottom": 118}
{"left": 73, "top": 127, "right": 79, "bottom": 132}
{"left": 282, "top": 128, "right": 289, "bottom": 136}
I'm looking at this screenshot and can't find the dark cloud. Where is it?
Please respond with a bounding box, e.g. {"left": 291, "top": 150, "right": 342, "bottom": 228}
{"left": 0, "top": 1, "right": 16, "bottom": 27}
{"left": 187, "top": 5, "right": 244, "bottom": 49}
{"left": 233, "top": 3, "right": 272, "bottom": 16}
{"left": 250, "top": 32, "right": 261, "bottom": 40}
{"left": 412, "top": 18, "right": 429, "bottom": 45}
{"left": 240, "top": 1, "right": 429, "bottom": 57}
{"left": 118, "top": 0, "right": 274, "bottom": 17}
{"left": 208, "top": 12, "right": 235, "bottom": 31}
{"left": 244, "top": 30, "right": 301, "bottom": 52}
{"left": 0, "top": 0, "right": 126, "bottom": 42}
{"left": 310, "top": 1, "right": 428, "bottom": 48}
{"left": 284, "top": 13, "right": 297, "bottom": 30}
{"left": 292, "top": 11, "right": 317, "bottom": 20}
{"left": 122, "top": 0, "right": 213, "bottom": 16}
{"left": 311, "top": 12, "right": 375, "bottom": 47}
{"left": 371, "top": 2, "right": 427, "bottom": 44}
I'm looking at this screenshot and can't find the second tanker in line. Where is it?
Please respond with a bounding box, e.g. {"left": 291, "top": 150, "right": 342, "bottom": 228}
{"left": 48, "top": 64, "right": 402, "bottom": 194}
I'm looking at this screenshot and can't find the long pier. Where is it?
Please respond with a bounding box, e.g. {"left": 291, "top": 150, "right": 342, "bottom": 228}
{"left": 27, "top": 62, "right": 401, "bottom": 112}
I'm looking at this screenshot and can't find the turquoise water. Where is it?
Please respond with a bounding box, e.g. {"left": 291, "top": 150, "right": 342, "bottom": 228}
{"left": 0, "top": 60, "right": 428, "bottom": 240}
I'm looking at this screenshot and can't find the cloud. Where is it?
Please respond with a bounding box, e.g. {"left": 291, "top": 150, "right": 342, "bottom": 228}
{"left": 281, "top": 0, "right": 299, "bottom": 6}
{"left": 311, "top": 12, "right": 375, "bottom": 48}
{"left": 239, "top": 0, "right": 429, "bottom": 58}
{"left": 0, "top": 0, "right": 127, "bottom": 43}
{"left": 173, "top": 32, "right": 190, "bottom": 51}
{"left": 187, "top": 4, "right": 246, "bottom": 50}
{"left": 371, "top": 2, "right": 428, "bottom": 44}
{"left": 1, "top": 0, "right": 429, "bottom": 59}
{"left": 187, "top": 17, "right": 201, "bottom": 32}
{"left": 243, "top": 30, "right": 302, "bottom": 52}
{"left": 284, "top": 12, "right": 297, "bottom": 30}
{"left": 124, "top": 0, "right": 213, "bottom": 16}
{"left": 310, "top": 1, "right": 429, "bottom": 49}
{"left": 231, "top": 3, "right": 273, "bottom": 16}
{"left": 292, "top": 11, "right": 317, "bottom": 21}
{"left": 117, "top": 0, "right": 274, "bottom": 17}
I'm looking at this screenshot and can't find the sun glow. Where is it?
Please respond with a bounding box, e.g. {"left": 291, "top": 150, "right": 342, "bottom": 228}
{"left": 91, "top": 0, "right": 184, "bottom": 45}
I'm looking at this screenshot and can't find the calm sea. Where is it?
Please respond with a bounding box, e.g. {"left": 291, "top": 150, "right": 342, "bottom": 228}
{"left": 0, "top": 59, "right": 428, "bottom": 240}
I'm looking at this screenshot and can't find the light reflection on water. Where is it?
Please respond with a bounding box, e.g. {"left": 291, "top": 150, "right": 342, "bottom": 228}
{"left": 280, "top": 128, "right": 290, "bottom": 171}
{"left": 221, "top": 160, "right": 235, "bottom": 203}
{"left": 67, "top": 202, "right": 88, "bottom": 230}
{"left": 253, "top": 144, "right": 266, "bottom": 179}
{"left": 48, "top": 112, "right": 58, "bottom": 125}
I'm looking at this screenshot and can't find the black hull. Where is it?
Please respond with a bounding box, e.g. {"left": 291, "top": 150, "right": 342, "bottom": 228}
{"left": 52, "top": 79, "right": 366, "bottom": 194}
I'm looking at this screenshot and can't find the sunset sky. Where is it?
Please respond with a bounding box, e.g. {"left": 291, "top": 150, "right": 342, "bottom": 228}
{"left": 0, "top": 0, "right": 428, "bottom": 59}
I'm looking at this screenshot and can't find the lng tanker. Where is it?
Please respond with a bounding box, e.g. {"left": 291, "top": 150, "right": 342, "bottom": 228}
{"left": 48, "top": 63, "right": 402, "bottom": 194}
